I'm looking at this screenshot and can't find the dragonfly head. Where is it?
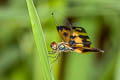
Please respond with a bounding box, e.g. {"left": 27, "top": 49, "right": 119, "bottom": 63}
{"left": 50, "top": 42, "right": 58, "bottom": 50}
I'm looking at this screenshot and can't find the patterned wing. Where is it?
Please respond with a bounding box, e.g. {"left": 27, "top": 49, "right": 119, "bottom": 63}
{"left": 57, "top": 26, "right": 72, "bottom": 42}
{"left": 68, "top": 26, "right": 92, "bottom": 53}
{"left": 57, "top": 26, "right": 104, "bottom": 53}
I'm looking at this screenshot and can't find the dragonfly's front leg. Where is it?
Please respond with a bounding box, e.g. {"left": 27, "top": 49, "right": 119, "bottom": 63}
{"left": 48, "top": 50, "right": 56, "bottom": 54}
{"left": 48, "top": 50, "right": 61, "bottom": 63}
{"left": 51, "top": 51, "right": 61, "bottom": 63}
{"left": 48, "top": 50, "right": 59, "bottom": 58}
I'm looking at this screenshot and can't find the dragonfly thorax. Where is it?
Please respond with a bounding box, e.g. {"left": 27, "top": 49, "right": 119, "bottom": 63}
{"left": 58, "top": 43, "right": 71, "bottom": 52}
{"left": 50, "top": 42, "right": 73, "bottom": 52}
{"left": 58, "top": 44, "right": 66, "bottom": 51}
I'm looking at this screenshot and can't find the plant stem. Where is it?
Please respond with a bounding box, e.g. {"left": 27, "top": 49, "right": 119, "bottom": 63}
{"left": 26, "top": 0, "right": 54, "bottom": 80}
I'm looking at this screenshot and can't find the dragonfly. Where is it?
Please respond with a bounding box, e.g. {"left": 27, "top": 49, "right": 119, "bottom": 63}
{"left": 49, "top": 13, "right": 104, "bottom": 62}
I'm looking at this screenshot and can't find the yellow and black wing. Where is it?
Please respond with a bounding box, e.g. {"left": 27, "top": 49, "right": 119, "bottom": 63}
{"left": 57, "top": 26, "right": 92, "bottom": 52}
{"left": 57, "top": 26, "right": 104, "bottom": 53}
{"left": 57, "top": 26, "right": 72, "bottom": 42}
{"left": 57, "top": 26, "right": 91, "bottom": 47}
{"left": 70, "top": 27, "right": 104, "bottom": 53}
{"left": 68, "top": 27, "right": 92, "bottom": 53}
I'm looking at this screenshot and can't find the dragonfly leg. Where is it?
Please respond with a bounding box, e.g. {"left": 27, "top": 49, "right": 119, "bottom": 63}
{"left": 48, "top": 50, "right": 59, "bottom": 58}
{"left": 51, "top": 51, "right": 61, "bottom": 64}
{"left": 48, "top": 50, "right": 62, "bottom": 64}
{"left": 48, "top": 51, "right": 56, "bottom": 54}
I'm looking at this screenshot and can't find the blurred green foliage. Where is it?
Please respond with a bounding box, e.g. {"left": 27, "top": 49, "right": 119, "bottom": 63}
{"left": 0, "top": 0, "right": 120, "bottom": 80}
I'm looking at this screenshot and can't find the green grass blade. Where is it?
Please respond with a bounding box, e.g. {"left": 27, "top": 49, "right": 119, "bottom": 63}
{"left": 26, "top": 0, "right": 54, "bottom": 80}
{"left": 114, "top": 50, "right": 120, "bottom": 80}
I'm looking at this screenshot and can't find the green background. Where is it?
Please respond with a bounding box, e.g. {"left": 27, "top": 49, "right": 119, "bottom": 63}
{"left": 0, "top": 0, "right": 120, "bottom": 80}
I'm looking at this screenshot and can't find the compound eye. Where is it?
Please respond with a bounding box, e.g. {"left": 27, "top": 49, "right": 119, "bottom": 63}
{"left": 50, "top": 42, "right": 57, "bottom": 50}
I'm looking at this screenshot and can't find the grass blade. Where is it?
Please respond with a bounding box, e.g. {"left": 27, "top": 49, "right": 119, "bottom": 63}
{"left": 26, "top": 0, "right": 54, "bottom": 80}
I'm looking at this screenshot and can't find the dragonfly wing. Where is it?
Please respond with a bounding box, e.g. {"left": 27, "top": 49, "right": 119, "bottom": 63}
{"left": 57, "top": 26, "right": 72, "bottom": 42}
{"left": 57, "top": 26, "right": 93, "bottom": 53}
{"left": 56, "top": 26, "right": 104, "bottom": 53}
{"left": 67, "top": 26, "right": 93, "bottom": 53}
{"left": 69, "top": 26, "right": 92, "bottom": 47}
